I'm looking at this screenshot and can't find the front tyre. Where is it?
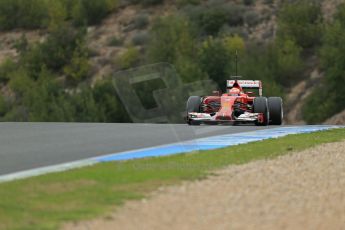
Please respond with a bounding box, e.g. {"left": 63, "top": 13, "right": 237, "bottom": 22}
{"left": 253, "top": 97, "right": 269, "bottom": 126}
{"left": 186, "top": 96, "right": 202, "bottom": 126}
{"left": 268, "top": 97, "right": 283, "bottom": 125}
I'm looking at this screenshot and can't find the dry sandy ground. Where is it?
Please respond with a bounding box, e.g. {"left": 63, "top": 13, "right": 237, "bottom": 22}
{"left": 325, "top": 109, "right": 345, "bottom": 125}
{"left": 65, "top": 141, "right": 345, "bottom": 230}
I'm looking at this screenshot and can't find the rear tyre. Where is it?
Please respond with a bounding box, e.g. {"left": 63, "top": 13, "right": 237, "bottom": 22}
{"left": 186, "top": 96, "right": 202, "bottom": 126}
{"left": 268, "top": 97, "right": 283, "bottom": 125}
{"left": 253, "top": 97, "right": 269, "bottom": 126}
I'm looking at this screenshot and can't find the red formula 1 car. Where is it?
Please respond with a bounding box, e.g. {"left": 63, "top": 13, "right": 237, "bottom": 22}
{"left": 186, "top": 79, "right": 283, "bottom": 126}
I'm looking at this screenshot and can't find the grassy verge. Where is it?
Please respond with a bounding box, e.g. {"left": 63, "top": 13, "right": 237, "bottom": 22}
{"left": 1, "top": 128, "right": 345, "bottom": 230}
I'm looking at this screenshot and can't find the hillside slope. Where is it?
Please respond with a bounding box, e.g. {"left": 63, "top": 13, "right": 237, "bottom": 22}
{"left": 0, "top": 0, "right": 343, "bottom": 124}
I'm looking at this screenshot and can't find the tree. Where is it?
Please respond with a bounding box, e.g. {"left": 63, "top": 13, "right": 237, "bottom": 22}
{"left": 239, "top": 43, "right": 283, "bottom": 97}
{"left": 148, "top": 16, "right": 203, "bottom": 83}
{"left": 148, "top": 16, "right": 196, "bottom": 64}
{"left": 277, "top": 0, "right": 323, "bottom": 49}
{"left": 197, "top": 8, "right": 228, "bottom": 35}
{"left": 199, "top": 37, "right": 232, "bottom": 91}
{"left": 117, "top": 46, "right": 140, "bottom": 69}
{"left": 274, "top": 39, "right": 303, "bottom": 86}
{"left": 93, "top": 80, "right": 131, "bottom": 122}
{"left": 0, "top": 0, "right": 49, "bottom": 30}
{"left": 303, "top": 4, "right": 345, "bottom": 123}
{"left": 63, "top": 39, "right": 91, "bottom": 85}
{"left": 223, "top": 35, "right": 245, "bottom": 55}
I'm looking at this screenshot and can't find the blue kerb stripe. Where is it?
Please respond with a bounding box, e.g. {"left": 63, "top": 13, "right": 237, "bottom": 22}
{"left": 96, "top": 125, "right": 340, "bottom": 162}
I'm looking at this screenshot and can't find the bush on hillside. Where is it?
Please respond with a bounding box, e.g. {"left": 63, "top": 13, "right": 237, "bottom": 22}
{"left": 243, "top": 0, "right": 254, "bottom": 6}
{"left": 4, "top": 66, "right": 130, "bottom": 122}
{"left": 199, "top": 37, "right": 232, "bottom": 90}
{"left": 177, "top": 0, "right": 202, "bottom": 8}
{"left": 274, "top": 39, "right": 304, "bottom": 86}
{"left": 0, "top": 59, "right": 16, "bottom": 83}
{"left": 224, "top": 4, "right": 245, "bottom": 27}
{"left": 303, "top": 4, "right": 345, "bottom": 123}
{"left": 187, "top": 4, "right": 244, "bottom": 35}
{"left": 244, "top": 10, "right": 261, "bottom": 26}
{"left": 0, "top": 0, "right": 118, "bottom": 30}
{"left": 92, "top": 80, "right": 130, "bottom": 122}
{"left": 71, "top": 0, "right": 117, "bottom": 26}
{"left": 277, "top": 0, "right": 323, "bottom": 49}
{"left": 117, "top": 46, "right": 140, "bottom": 69}
{"left": 63, "top": 40, "right": 91, "bottom": 86}
{"left": 196, "top": 7, "right": 228, "bottom": 35}
{"left": 132, "top": 32, "right": 150, "bottom": 46}
{"left": 108, "top": 36, "right": 123, "bottom": 46}
{"left": 21, "top": 25, "right": 87, "bottom": 79}
{"left": 148, "top": 16, "right": 196, "bottom": 64}
{"left": 132, "top": 13, "right": 149, "bottom": 30}
{"left": 0, "top": 0, "right": 49, "bottom": 30}
{"left": 239, "top": 44, "right": 283, "bottom": 97}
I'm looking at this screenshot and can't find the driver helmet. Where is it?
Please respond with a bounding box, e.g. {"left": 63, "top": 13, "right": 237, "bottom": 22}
{"left": 229, "top": 87, "right": 241, "bottom": 96}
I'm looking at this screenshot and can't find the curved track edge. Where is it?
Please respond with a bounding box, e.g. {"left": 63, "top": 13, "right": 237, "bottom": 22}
{"left": 0, "top": 125, "right": 341, "bottom": 183}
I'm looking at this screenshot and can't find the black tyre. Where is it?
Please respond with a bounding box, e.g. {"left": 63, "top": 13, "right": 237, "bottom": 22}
{"left": 253, "top": 97, "right": 269, "bottom": 126}
{"left": 268, "top": 97, "right": 283, "bottom": 125}
{"left": 186, "top": 96, "right": 201, "bottom": 125}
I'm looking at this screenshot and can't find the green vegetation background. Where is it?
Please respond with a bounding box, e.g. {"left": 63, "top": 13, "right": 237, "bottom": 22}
{"left": 0, "top": 0, "right": 343, "bottom": 123}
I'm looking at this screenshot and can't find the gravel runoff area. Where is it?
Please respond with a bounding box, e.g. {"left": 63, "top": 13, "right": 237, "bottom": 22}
{"left": 65, "top": 140, "right": 345, "bottom": 230}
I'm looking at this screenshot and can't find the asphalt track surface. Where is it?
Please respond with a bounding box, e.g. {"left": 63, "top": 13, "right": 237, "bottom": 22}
{"left": 0, "top": 123, "right": 279, "bottom": 176}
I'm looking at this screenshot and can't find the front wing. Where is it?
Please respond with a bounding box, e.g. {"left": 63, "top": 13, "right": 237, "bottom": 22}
{"left": 187, "top": 112, "right": 262, "bottom": 123}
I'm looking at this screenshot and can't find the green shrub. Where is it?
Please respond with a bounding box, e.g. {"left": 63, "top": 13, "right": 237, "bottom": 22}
{"left": 0, "top": 0, "right": 49, "bottom": 30}
{"left": 63, "top": 40, "right": 91, "bottom": 86}
{"left": 13, "top": 34, "right": 29, "bottom": 54}
{"left": 199, "top": 37, "right": 232, "bottom": 90}
{"left": 302, "top": 89, "right": 338, "bottom": 124}
{"left": 277, "top": 0, "right": 323, "bottom": 48}
{"left": 148, "top": 15, "right": 204, "bottom": 83}
{"left": 188, "top": 3, "right": 245, "bottom": 35}
{"left": 47, "top": 0, "right": 68, "bottom": 29}
{"left": 243, "top": 0, "right": 254, "bottom": 6}
{"left": 117, "top": 46, "right": 140, "bottom": 69}
{"left": 0, "top": 93, "right": 7, "bottom": 117}
{"left": 92, "top": 80, "right": 130, "bottom": 122}
{"left": 244, "top": 11, "right": 261, "bottom": 26}
{"left": 128, "top": 0, "right": 163, "bottom": 6}
{"left": 108, "top": 36, "right": 123, "bottom": 46}
{"left": 225, "top": 4, "right": 245, "bottom": 27}
{"left": 148, "top": 16, "right": 196, "bottom": 64}
{"left": 133, "top": 13, "right": 149, "bottom": 29}
{"left": 303, "top": 4, "right": 345, "bottom": 123}
{"left": 239, "top": 43, "right": 283, "bottom": 97}
{"left": 141, "top": 0, "right": 164, "bottom": 6}
{"left": 132, "top": 32, "right": 150, "bottom": 46}
{"left": 22, "top": 25, "right": 86, "bottom": 78}
{"left": 177, "top": 0, "right": 202, "bottom": 7}
{"left": 223, "top": 35, "right": 245, "bottom": 54}
{"left": 0, "top": 0, "right": 118, "bottom": 30}
{"left": 219, "top": 25, "right": 248, "bottom": 38}
{"left": 197, "top": 7, "right": 228, "bottom": 35}
{"left": 0, "top": 59, "right": 17, "bottom": 83}
{"left": 274, "top": 39, "right": 304, "bottom": 86}
{"left": 175, "top": 56, "right": 206, "bottom": 83}
{"left": 5, "top": 67, "right": 130, "bottom": 122}
{"left": 71, "top": 0, "right": 117, "bottom": 26}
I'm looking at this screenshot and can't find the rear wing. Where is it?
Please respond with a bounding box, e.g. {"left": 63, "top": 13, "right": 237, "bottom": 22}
{"left": 227, "top": 80, "right": 262, "bottom": 96}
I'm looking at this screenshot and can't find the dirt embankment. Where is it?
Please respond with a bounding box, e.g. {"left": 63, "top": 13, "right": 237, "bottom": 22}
{"left": 324, "top": 109, "right": 345, "bottom": 125}
{"left": 65, "top": 140, "right": 345, "bottom": 230}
